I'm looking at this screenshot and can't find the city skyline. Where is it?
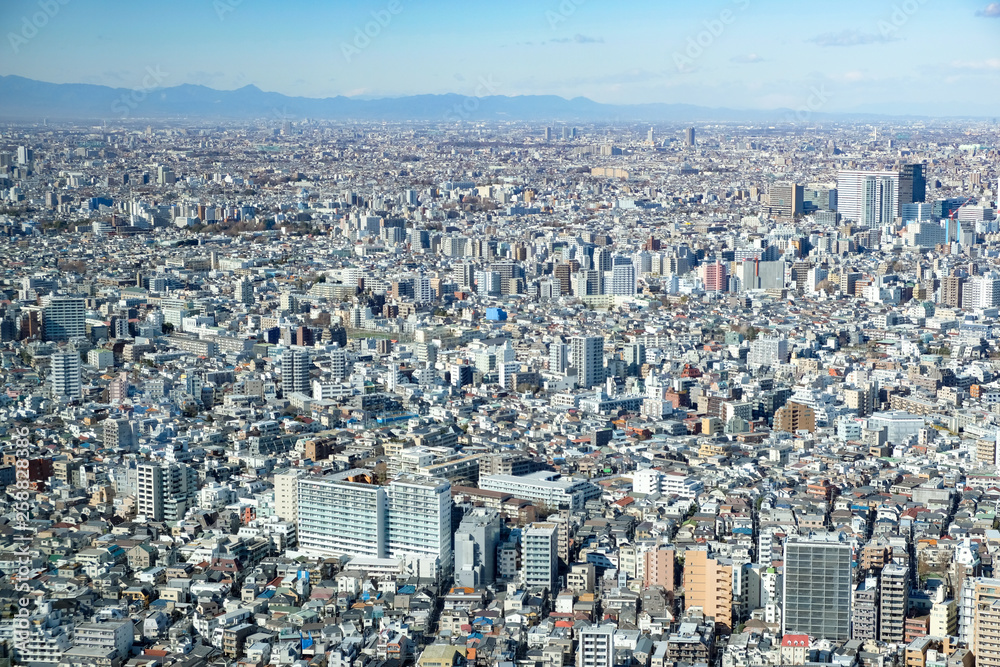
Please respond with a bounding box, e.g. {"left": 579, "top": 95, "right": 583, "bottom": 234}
{"left": 1, "top": 0, "right": 999, "bottom": 117}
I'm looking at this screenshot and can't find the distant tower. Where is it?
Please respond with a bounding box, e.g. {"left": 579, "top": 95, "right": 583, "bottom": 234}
{"left": 647, "top": 127, "right": 655, "bottom": 144}
{"left": 685, "top": 127, "right": 696, "bottom": 146}
{"left": 544, "top": 127, "right": 553, "bottom": 141}
{"left": 51, "top": 350, "right": 83, "bottom": 401}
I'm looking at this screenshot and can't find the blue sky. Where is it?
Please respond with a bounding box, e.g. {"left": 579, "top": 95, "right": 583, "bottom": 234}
{"left": 2, "top": 0, "right": 999, "bottom": 115}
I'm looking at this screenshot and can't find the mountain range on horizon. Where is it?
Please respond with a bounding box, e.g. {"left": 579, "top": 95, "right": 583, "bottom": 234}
{"left": 0, "top": 75, "right": 987, "bottom": 124}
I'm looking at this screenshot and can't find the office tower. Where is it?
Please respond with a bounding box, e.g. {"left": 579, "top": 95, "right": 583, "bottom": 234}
{"left": 544, "top": 127, "right": 553, "bottom": 141}
{"left": 50, "top": 350, "right": 82, "bottom": 401}
{"left": 238, "top": 278, "right": 254, "bottom": 305}
{"left": 386, "top": 475, "right": 453, "bottom": 571}
{"left": 282, "top": 349, "right": 311, "bottom": 395}
{"left": 454, "top": 508, "right": 501, "bottom": 588}
{"left": 157, "top": 165, "right": 175, "bottom": 185}
{"left": 43, "top": 296, "right": 85, "bottom": 342}
{"left": 701, "top": 261, "right": 728, "bottom": 292}
{"left": 522, "top": 522, "right": 558, "bottom": 591}
{"left": 898, "top": 163, "right": 926, "bottom": 204}
{"left": 962, "top": 275, "right": 1000, "bottom": 309}
{"left": 609, "top": 258, "right": 637, "bottom": 295}
{"left": 570, "top": 336, "right": 604, "bottom": 388}
{"left": 685, "top": 127, "right": 696, "bottom": 146}
{"left": 769, "top": 182, "right": 804, "bottom": 218}
{"left": 902, "top": 202, "right": 933, "bottom": 222}
{"left": 837, "top": 170, "right": 900, "bottom": 227}
{"left": 578, "top": 625, "right": 615, "bottom": 667}
{"left": 880, "top": 563, "right": 909, "bottom": 643}
{"left": 804, "top": 185, "right": 837, "bottom": 212}
{"left": 683, "top": 548, "right": 734, "bottom": 633}
{"left": 647, "top": 127, "right": 655, "bottom": 144}
{"left": 783, "top": 536, "right": 853, "bottom": 640}
{"left": 17, "top": 146, "right": 33, "bottom": 165}
{"left": 137, "top": 462, "right": 198, "bottom": 522}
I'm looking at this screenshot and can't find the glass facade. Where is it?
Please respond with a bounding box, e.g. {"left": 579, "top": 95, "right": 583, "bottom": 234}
{"left": 783, "top": 541, "right": 852, "bottom": 640}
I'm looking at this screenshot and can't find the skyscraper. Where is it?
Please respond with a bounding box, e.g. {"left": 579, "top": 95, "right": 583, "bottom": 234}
{"left": 50, "top": 350, "right": 82, "bottom": 400}
{"left": 570, "top": 336, "right": 604, "bottom": 388}
{"left": 837, "top": 170, "right": 900, "bottom": 228}
{"left": 782, "top": 536, "right": 853, "bottom": 640}
{"left": 685, "top": 127, "right": 696, "bottom": 146}
{"left": 43, "top": 296, "right": 85, "bottom": 342}
{"left": 898, "top": 163, "right": 926, "bottom": 204}
{"left": 238, "top": 278, "right": 254, "bottom": 305}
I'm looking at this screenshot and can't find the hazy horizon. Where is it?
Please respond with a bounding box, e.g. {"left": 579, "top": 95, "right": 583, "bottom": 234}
{"left": 2, "top": 0, "right": 999, "bottom": 117}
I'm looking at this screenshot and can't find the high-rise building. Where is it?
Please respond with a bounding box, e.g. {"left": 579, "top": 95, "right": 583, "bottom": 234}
{"left": 783, "top": 536, "right": 853, "bottom": 640}
{"left": 549, "top": 342, "right": 569, "bottom": 374}
{"left": 238, "top": 278, "right": 254, "bottom": 305}
{"left": 43, "top": 296, "right": 85, "bottom": 342}
{"left": 769, "top": 182, "right": 804, "bottom": 218}
{"left": 296, "top": 470, "right": 453, "bottom": 573}
{"left": 282, "top": 349, "right": 311, "bottom": 395}
{"left": 683, "top": 548, "right": 734, "bottom": 633}
{"left": 17, "top": 146, "right": 33, "bottom": 165}
{"left": 50, "top": 350, "right": 82, "bottom": 401}
{"left": 685, "top": 127, "right": 696, "bottom": 146}
{"left": 963, "top": 275, "right": 1000, "bottom": 309}
{"left": 898, "top": 163, "right": 926, "bottom": 204}
{"left": 837, "top": 170, "right": 902, "bottom": 227}
{"left": 454, "top": 507, "right": 501, "bottom": 588}
{"left": 386, "top": 475, "right": 453, "bottom": 571}
{"left": 274, "top": 468, "right": 304, "bottom": 523}
{"left": 570, "top": 336, "right": 604, "bottom": 388}
{"left": 748, "top": 337, "right": 788, "bottom": 367}
{"left": 522, "top": 522, "right": 558, "bottom": 591}
{"left": 609, "top": 257, "right": 637, "bottom": 295}
{"left": 880, "top": 563, "right": 909, "bottom": 643}
{"left": 701, "top": 261, "right": 728, "bottom": 292}
{"left": 103, "top": 418, "right": 136, "bottom": 449}
{"left": 577, "top": 624, "right": 616, "bottom": 667}
{"left": 642, "top": 547, "right": 676, "bottom": 590}
{"left": 137, "top": 462, "right": 198, "bottom": 522}
{"left": 941, "top": 275, "right": 965, "bottom": 308}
